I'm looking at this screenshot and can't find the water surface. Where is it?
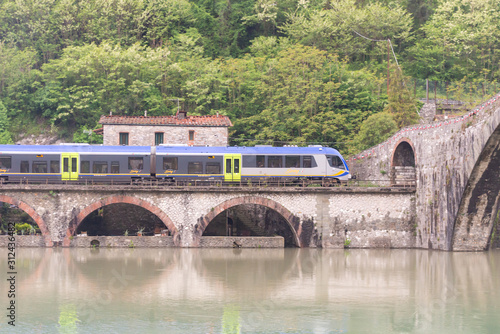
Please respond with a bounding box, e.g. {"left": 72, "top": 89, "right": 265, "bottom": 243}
{"left": 1, "top": 248, "right": 500, "bottom": 333}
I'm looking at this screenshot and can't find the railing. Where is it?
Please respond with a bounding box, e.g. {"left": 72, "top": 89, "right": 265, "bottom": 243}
{"left": 0, "top": 177, "right": 416, "bottom": 189}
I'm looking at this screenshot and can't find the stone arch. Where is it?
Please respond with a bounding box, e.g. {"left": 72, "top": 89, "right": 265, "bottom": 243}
{"left": 63, "top": 195, "right": 179, "bottom": 246}
{"left": 391, "top": 139, "right": 416, "bottom": 167}
{"left": 390, "top": 139, "right": 417, "bottom": 186}
{"left": 196, "top": 196, "right": 302, "bottom": 247}
{"left": 0, "top": 194, "right": 52, "bottom": 247}
{"left": 452, "top": 123, "right": 500, "bottom": 251}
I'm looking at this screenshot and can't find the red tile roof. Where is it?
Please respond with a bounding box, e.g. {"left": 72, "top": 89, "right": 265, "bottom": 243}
{"left": 99, "top": 114, "right": 232, "bottom": 127}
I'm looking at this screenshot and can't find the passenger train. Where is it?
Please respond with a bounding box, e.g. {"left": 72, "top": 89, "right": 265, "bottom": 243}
{"left": 0, "top": 144, "right": 351, "bottom": 184}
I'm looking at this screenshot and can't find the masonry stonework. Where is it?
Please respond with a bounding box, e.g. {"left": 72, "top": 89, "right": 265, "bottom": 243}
{"left": 103, "top": 124, "right": 229, "bottom": 146}
{"left": 0, "top": 185, "right": 416, "bottom": 248}
{"left": 350, "top": 94, "right": 500, "bottom": 251}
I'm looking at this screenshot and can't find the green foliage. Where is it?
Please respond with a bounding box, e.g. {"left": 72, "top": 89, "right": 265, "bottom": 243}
{"left": 384, "top": 66, "right": 420, "bottom": 128}
{"left": 0, "top": 100, "right": 13, "bottom": 144}
{"left": 354, "top": 112, "right": 398, "bottom": 151}
{"left": 15, "top": 223, "right": 33, "bottom": 234}
{"left": 0, "top": 0, "right": 497, "bottom": 152}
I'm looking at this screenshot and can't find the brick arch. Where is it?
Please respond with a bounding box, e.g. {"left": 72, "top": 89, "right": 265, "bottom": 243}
{"left": 62, "top": 195, "right": 179, "bottom": 247}
{"left": 196, "top": 196, "right": 301, "bottom": 247}
{"left": 391, "top": 138, "right": 417, "bottom": 167}
{"left": 0, "top": 195, "right": 52, "bottom": 247}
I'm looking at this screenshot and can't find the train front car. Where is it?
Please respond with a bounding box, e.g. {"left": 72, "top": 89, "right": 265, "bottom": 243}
{"left": 322, "top": 147, "right": 351, "bottom": 182}
{"left": 238, "top": 146, "right": 351, "bottom": 184}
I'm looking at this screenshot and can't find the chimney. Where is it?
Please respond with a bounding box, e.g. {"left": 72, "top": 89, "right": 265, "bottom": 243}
{"left": 144, "top": 110, "right": 147, "bottom": 117}
{"left": 176, "top": 110, "right": 187, "bottom": 120}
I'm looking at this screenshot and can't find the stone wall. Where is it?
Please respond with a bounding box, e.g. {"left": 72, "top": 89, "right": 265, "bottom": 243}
{"left": 0, "top": 235, "right": 46, "bottom": 247}
{"left": 0, "top": 185, "right": 416, "bottom": 249}
{"left": 349, "top": 94, "right": 500, "bottom": 250}
{"left": 69, "top": 236, "right": 175, "bottom": 248}
{"left": 200, "top": 236, "right": 284, "bottom": 248}
{"left": 103, "top": 124, "right": 229, "bottom": 146}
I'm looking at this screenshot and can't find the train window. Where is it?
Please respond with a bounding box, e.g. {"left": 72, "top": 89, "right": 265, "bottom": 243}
{"left": 206, "top": 162, "right": 221, "bottom": 174}
{"left": 328, "top": 155, "right": 345, "bottom": 170}
{"left": 243, "top": 155, "right": 256, "bottom": 167}
{"left": 303, "top": 156, "right": 314, "bottom": 168}
{"left": 20, "top": 161, "right": 29, "bottom": 173}
{"left": 33, "top": 161, "right": 48, "bottom": 173}
{"left": 50, "top": 161, "right": 60, "bottom": 173}
{"left": 0, "top": 157, "right": 11, "bottom": 169}
{"left": 285, "top": 156, "right": 300, "bottom": 168}
{"left": 188, "top": 162, "right": 203, "bottom": 174}
{"left": 256, "top": 155, "right": 265, "bottom": 168}
{"left": 163, "top": 157, "right": 178, "bottom": 170}
{"left": 63, "top": 158, "right": 69, "bottom": 172}
{"left": 128, "top": 157, "right": 143, "bottom": 170}
{"left": 234, "top": 159, "right": 240, "bottom": 173}
{"left": 111, "top": 161, "right": 120, "bottom": 174}
{"left": 72, "top": 158, "right": 77, "bottom": 173}
{"left": 268, "top": 156, "right": 282, "bottom": 168}
{"left": 81, "top": 161, "right": 90, "bottom": 173}
{"left": 93, "top": 162, "right": 108, "bottom": 174}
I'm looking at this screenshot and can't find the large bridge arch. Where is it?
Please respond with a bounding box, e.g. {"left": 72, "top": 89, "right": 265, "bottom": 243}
{"left": 452, "top": 123, "right": 500, "bottom": 251}
{"left": 196, "top": 196, "right": 302, "bottom": 247}
{"left": 0, "top": 194, "right": 52, "bottom": 247}
{"left": 62, "top": 195, "right": 179, "bottom": 247}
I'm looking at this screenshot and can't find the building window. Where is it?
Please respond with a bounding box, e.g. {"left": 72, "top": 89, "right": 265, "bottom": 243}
{"left": 155, "top": 132, "right": 164, "bottom": 145}
{"left": 119, "top": 132, "right": 129, "bottom": 145}
{"left": 189, "top": 130, "right": 195, "bottom": 141}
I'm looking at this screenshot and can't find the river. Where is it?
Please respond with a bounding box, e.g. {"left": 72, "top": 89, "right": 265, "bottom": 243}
{"left": 1, "top": 248, "right": 500, "bottom": 333}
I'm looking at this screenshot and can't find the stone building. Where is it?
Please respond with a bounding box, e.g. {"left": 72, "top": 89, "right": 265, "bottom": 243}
{"left": 98, "top": 110, "right": 232, "bottom": 146}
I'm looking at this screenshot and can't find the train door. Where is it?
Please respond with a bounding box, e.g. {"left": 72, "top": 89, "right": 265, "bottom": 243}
{"left": 61, "top": 153, "right": 79, "bottom": 180}
{"left": 224, "top": 154, "right": 241, "bottom": 182}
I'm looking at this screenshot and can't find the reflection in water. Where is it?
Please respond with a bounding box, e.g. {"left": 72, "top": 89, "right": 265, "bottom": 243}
{"left": 1, "top": 249, "right": 500, "bottom": 333}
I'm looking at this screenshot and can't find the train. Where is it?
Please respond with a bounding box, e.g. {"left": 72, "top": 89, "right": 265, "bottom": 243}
{"left": 0, "top": 144, "right": 351, "bottom": 184}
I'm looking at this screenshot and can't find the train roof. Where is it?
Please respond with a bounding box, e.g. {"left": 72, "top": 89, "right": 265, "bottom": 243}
{"left": 0, "top": 144, "right": 344, "bottom": 156}
{"left": 155, "top": 145, "right": 343, "bottom": 156}
{"left": 0, "top": 144, "right": 151, "bottom": 154}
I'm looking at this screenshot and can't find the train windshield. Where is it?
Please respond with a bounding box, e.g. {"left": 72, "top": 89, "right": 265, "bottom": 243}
{"left": 327, "top": 155, "right": 346, "bottom": 170}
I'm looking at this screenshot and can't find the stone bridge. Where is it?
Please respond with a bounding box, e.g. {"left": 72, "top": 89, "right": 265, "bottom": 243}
{"left": 351, "top": 93, "right": 500, "bottom": 251}
{"left": 0, "top": 185, "right": 415, "bottom": 248}
{"left": 3, "top": 94, "right": 500, "bottom": 250}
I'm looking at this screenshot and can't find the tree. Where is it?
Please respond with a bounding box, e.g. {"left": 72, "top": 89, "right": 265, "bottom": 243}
{"left": 0, "top": 100, "right": 13, "bottom": 144}
{"left": 354, "top": 112, "right": 398, "bottom": 151}
{"left": 384, "top": 65, "right": 420, "bottom": 128}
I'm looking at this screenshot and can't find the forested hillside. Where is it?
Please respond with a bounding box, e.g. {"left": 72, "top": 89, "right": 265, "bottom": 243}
{"left": 0, "top": 0, "right": 498, "bottom": 154}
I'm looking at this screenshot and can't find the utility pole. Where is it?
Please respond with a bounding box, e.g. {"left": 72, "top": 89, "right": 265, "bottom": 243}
{"left": 387, "top": 39, "right": 390, "bottom": 98}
